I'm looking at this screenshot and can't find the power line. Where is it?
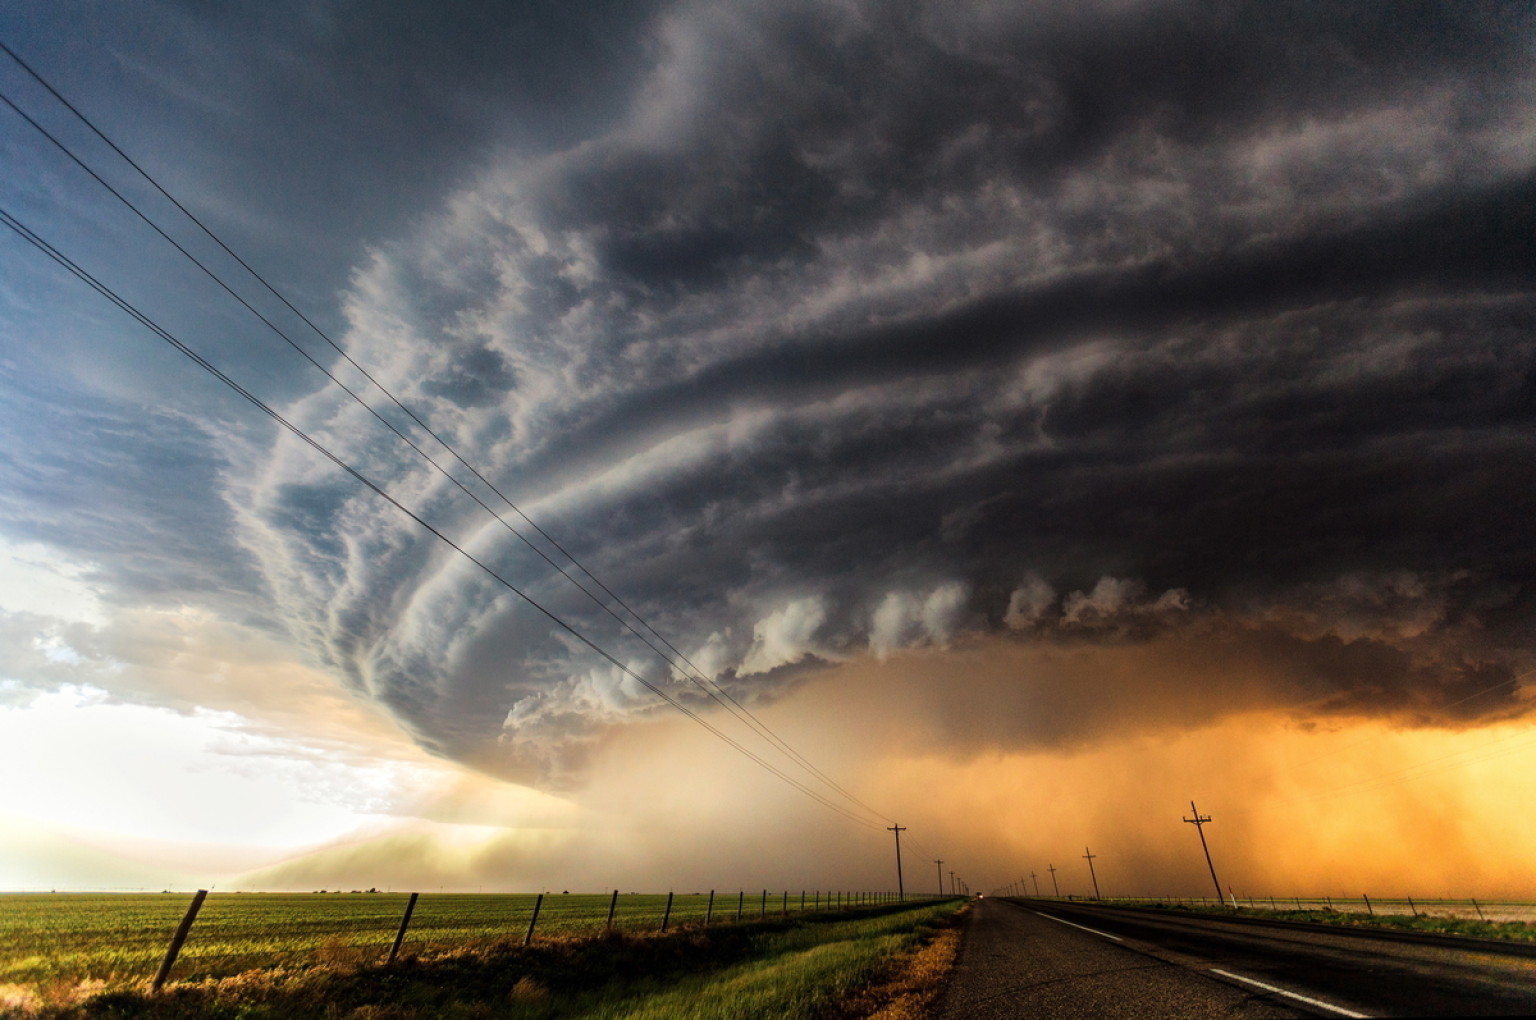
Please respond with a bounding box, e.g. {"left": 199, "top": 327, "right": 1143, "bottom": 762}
{"left": 0, "top": 40, "right": 894, "bottom": 828}
{"left": 0, "top": 205, "right": 886, "bottom": 833}
{"left": 6, "top": 51, "right": 890, "bottom": 829}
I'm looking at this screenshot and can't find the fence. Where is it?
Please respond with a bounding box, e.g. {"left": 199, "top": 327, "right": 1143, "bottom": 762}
{"left": 1, "top": 889, "right": 935, "bottom": 992}
{"left": 1021, "top": 894, "right": 1536, "bottom": 924}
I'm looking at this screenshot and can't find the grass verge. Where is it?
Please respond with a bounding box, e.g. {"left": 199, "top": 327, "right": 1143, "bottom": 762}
{"left": 5, "top": 901, "right": 966, "bottom": 1020}
{"left": 1106, "top": 900, "right": 1536, "bottom": 942}
{"left": 821, "top": 904, "right": 966, "bottom": 1020}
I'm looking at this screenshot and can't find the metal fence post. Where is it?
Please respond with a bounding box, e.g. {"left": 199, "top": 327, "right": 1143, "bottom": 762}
{"left": 605, "top": 889, "right": 620, "bottom": 934}
{"left": 524, "top": 893, "right": 544, "bottom": 946}
{"left": 660, "top": 891, "right": 674, "bottom": 932}
{"left": 387, "top": 892, "right": 419, "bottom": 965}
{"left": 151, "top": 889, "right": 207, "bottom": 992}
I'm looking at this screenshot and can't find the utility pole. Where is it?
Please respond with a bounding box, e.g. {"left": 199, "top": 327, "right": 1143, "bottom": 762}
{"left": 949, "top": 870, "right": 956, "bottom": 896}
{"left": 888, "top": 824, "right": 907, "bottom": 901}
{"left": 934, "top": 859, "right": 944, "bottom": 898}
{"left": 1182, "top": 800, "right": 1227, "bottom": 906}
{"left": 1083, "top": 847, "right": 1101, "bottom": 899}
{"left": 1047, "top": 864, "right": 1059, "bottom": 897}
{"left": 1030, "top": 871, "right": 1040, "bottom": 896}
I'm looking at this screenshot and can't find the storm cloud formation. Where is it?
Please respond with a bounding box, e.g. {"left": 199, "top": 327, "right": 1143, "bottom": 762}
{"left": 143, "top": 0, "right": 1536, "bottom": 782}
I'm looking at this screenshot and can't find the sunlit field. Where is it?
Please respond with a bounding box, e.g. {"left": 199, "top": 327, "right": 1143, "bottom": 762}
{"left": 0, "top": 890, "right": 900, "bottom": 992}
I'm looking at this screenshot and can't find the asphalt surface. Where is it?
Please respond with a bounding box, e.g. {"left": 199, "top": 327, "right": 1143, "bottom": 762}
{"left": 936, "top": 897, "right": 1536, "bottom": 1018}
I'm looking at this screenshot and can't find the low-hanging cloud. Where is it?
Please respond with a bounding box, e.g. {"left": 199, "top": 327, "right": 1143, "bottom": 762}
{"left": 54, "top": 0, "right": 1526, "bottom": 785}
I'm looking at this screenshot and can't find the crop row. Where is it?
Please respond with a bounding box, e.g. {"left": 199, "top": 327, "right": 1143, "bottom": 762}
{"left": 1, "top": 889, "right": 903, "bottom": 990}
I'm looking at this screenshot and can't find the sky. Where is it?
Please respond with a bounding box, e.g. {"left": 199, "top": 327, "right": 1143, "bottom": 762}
{"left": 1, "top": 0, "right": 1534, "bottom": 899}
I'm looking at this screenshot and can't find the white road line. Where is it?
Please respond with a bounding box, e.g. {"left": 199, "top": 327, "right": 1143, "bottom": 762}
{"left": 1210, "top": 968, "right": 1370, "bottom": 1018}
{"left": 1033, "top": 911, "right": 1124, "bottom": 941}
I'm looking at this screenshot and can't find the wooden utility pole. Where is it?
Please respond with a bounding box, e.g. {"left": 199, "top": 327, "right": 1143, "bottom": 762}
{"left": 1047, "top": 864, "right": 1059, "bottom": 897}
{"left": 1083, "top": 847, "right": 1101, "bottom": 899}
{"left": 1182, "top": 800, "right": 1227, "bottom": 905}
{"left": 949, "top": 869, "right": 957, "bottom": 896}
{"left": 1030, "top": 871, "right": 1040, "bottom": 896}
{"left": 888, "top": 823, "right": 907, "bottom": 900}
{"left": 934, "top": 859, "right": 945, "bottom": 898}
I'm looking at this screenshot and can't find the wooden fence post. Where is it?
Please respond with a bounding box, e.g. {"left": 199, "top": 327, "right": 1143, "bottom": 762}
{"left": 605, "top": 889, "right": 620, "bottom": 934}
{"left": 705, "top": 889, "right": 715, "bottom": 925}
{"left": 151, "top": 889, "right": 207, "bottom": 992}
{"left": 660, "top": 891, "right": 674, "bottom": 932}
{"left": 760, "top": 889, "right": 767, "bottom": 918}
{"left": 524, "top": 893, "right": 544, "bottom": 946}
{"left": 1362, "top": 894, "right": 1374, "bottom": 916}
{"left": 782, "top": 890, "right": 788, "bottom": 916}
{"left": 387, "top": 892, "right": 419, "bottom": 965}
{"left": 1472, "top": 898, "right": 1485, "bottom": 921}
{"left": 736, "top": 890, "right": 743, "bottom": 921}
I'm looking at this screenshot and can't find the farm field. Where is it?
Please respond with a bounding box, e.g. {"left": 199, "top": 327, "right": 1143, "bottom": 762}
{"left": 5, "top": 899, "right": 967, "bottom": 1019}
{"left": 0, "top": 890, "right": 898, "bottom": 995}
{"left": 1097, "top": 896, "right": 1536, "bottom": 923}
{"left": 1055, "top": 897, "right": 1536, "bottom": 942}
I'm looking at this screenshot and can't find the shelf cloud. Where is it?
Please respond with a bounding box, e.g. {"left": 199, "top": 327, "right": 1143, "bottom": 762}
{"left": 3, "top": 0, "right": 1531, "bottom": 797}
{"left": 198, "top": 0, "right": 1536, "bottom": 783}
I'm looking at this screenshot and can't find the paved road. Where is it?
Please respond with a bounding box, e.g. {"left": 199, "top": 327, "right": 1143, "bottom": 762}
{"left": 936, "top": 897, "right": 1536, "bottom": 1018}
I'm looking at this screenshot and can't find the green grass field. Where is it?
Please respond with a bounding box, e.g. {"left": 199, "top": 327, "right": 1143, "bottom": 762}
{"left": 7, "top": 898, "right": 966, "bottom": 1019}
{"left": 0, "top": 890, "right": 902, "bottom": 1000}
{"left": 565, "top": 902, "right": 962, "bottom": 1020}
{"left": 1085, "top": 897, "right": 1536, "bottom": 941}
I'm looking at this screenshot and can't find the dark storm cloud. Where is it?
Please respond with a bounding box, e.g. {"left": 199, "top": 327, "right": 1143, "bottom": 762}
{"left": 11, "top": 0, "right": 1532, "bottom": 781}
{"left": 0, "top": 0, "right": 665, "bottom": 359}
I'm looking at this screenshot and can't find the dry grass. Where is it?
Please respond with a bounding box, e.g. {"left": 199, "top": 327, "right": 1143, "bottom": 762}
{"left": 823, "top": 905, "right": 969, "bottom": 1020}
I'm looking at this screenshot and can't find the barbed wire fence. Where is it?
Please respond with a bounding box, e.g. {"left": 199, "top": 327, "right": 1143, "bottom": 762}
{"left": 1, "top": 889, "right": 947, "bottom": 993}
{"left": 1069, "top": 894, "right": 1536, "bottom": 924}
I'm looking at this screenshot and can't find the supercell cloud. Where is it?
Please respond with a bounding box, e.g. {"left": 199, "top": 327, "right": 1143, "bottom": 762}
{"left": 11, "top": 1, "right": 1534, "bottom": 788}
